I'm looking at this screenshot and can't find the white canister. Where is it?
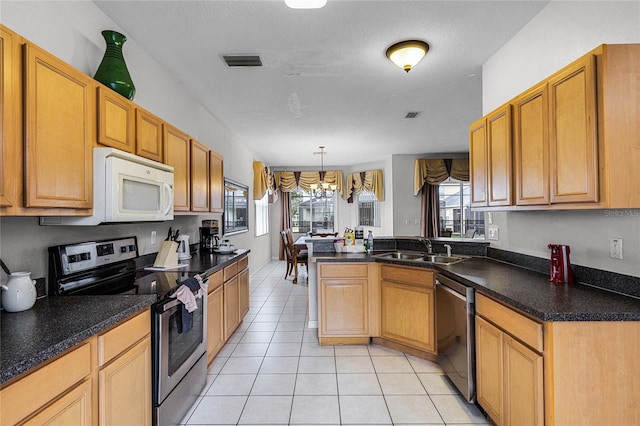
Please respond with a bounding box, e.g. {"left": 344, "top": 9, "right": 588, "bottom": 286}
{"left": 1, "top": 272, "right": 37, "bottom": 312}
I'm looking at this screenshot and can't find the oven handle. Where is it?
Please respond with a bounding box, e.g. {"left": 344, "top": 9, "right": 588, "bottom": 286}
{"left": 157, "top": 279, "right": 209, "bottom": 313}
{"left": 436, "top": 281, "right": 467, "bottom": 301}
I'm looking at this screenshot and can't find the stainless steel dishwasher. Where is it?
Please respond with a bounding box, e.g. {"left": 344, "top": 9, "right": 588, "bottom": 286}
{"left": 435, "top": 273, "right": 475, "bottom": 402}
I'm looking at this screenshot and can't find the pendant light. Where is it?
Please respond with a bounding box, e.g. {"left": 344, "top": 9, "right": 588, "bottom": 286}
{"left": 386, "top": 40, "right": 430, "bottom": 73}
{"left": 310, "top": 146, "right": 337, "bottom": 199}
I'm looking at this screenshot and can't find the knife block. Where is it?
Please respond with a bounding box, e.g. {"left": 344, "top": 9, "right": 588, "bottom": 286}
{"left": 153, "top": 241, "right": 179, "bottom": 268}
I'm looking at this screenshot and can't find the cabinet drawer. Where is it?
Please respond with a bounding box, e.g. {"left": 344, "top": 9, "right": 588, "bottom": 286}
{"left": 208, "top": 269, "right": 224, "bottom": 293}
{"left": 224, "top": 262, "right": 238, "bottom": 281}
{"left": 380, "top": 265, "right": 434, "bottom": 288}
{"left": 238, "top": 255, "right": 249, "bottom": 272}
{"left": 0, "top": 342, "right": 91, "bottom": 425}
{"left": 319, "top": 263, "right": 368, "bottom": 278}
{"left": 98, "top": 309, "right": 150, "bottom": 366}
{"left": 476, "top": 293, "right": 543, "bottom": 352}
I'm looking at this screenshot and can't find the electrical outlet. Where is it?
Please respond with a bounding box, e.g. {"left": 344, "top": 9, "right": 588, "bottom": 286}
{"left": 609, "top": 237, "right": 623, "bottom": 259}
{"left": 487, "top": 225, "right": 499, "bottom": 241}
{"left": 151, "top": 230, "right": 157, "bottom": 245}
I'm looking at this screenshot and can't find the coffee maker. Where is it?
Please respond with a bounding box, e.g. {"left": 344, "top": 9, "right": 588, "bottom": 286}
{"left": 199, "top": 226, "right": 219, "bottom": 252}
{"left": 548, "top": 244, "right": 574, "bottom": 283}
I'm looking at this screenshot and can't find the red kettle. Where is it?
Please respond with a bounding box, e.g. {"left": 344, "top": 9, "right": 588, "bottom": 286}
{"left": 548, "top": 244, "right": 574, "bottom": 283}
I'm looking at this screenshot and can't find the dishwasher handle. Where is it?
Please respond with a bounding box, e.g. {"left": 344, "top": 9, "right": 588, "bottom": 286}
{"left": 436, "top": 280, "right": 467, "bottom": 301}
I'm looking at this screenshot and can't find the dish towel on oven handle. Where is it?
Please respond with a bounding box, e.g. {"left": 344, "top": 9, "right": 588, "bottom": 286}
{"left": 172, "top": 274, "right": 208, "bottom": 333}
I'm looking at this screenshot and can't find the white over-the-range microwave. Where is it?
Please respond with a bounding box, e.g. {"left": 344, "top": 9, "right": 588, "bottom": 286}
{"left": 41, "top": 148, "right": 174, "bottom": 226}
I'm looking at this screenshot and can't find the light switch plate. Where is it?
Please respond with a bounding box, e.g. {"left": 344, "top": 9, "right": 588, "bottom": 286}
{"left": 609, "top": 237, "right": 623, "bottom": 259}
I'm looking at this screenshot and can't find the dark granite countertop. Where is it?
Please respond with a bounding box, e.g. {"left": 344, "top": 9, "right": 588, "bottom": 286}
{"left": 178, "top": 248, "right": 250, "bottom": 277}
{"left": 0, "top": 295, "right": 156, "bottom": 385}
{"left": 314, "top": 252, "right": 640, "bottom": 322}
{"left": 0, "top": 248, "right": 250, "bottom": 386}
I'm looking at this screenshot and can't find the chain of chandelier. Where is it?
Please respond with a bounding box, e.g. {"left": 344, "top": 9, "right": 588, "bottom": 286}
{"left": 310, "top": 146, "right": 337, "bottom": 199}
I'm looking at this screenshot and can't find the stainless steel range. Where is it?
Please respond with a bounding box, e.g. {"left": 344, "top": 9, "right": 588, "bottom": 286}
{"left": 48, "top": 237, "right": 207, "bottom": 426}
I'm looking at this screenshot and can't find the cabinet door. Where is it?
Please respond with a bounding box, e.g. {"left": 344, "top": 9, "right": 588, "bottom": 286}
{"left": 190, "top": 139, "right": 210, "bottom": 212}
{"left": 98, "top": 336, "right": 152, "bottom": 426}
{"left": 469, "top": 118, "right": 488, "bottom": 207}
{"left": 514, "top": 84, "right": 549, "bottom": 206}
{"left": 238, "top": 267, "right": 250, "bottom": 318}
{"left": 209, "top": 150, "right": 224, "bottom": 212}
{"left": 487, "top": 106, "right": 512, "bottom": 206}
{"left": 549, "top": 54, "right": 598, "bottom": 203}
{"left": 97, "top": 86, "right": 134, "bottom": 153}
{"left": 0, "top": 26, "right": 21, "bottom": 211}
{"left": 320, "top": 278, "right": 368, "bottom": 336}
{"left": 381, "top": 280, "right": 435, "bottom": 352}
{"left": 23, "top": 379, "right": 93, "bottom": 426}
{"left": 163, "top": 124, "right": 191, "bottom": 211}
{"left": 476, "top": 316, "right": 503, "bottom": 424}
{"left": 224, "top": 277, "right": 240, "bottom": 340}
{"left": 207, "top": 285, "right": 225, "bottom": 363}
{"left": 503, "top": 335, "right": 544, "bottom": 426}
{"left": 135, "top": 108, "right": 163, "bottom": 162}
{"left": 24, "top": 43, "right": 94, "bottom": 209}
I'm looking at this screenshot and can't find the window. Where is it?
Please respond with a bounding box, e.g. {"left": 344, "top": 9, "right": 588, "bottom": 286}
{"left": 255, "top": 193, "right": 269, "bottom": 236}
{"left": 439, "top": 178, "right": 484, "bottom": 238}
{"left": 357, "top": 190, "right": 381, "bottom": 227}
{"left": 290, "top": 188, "right": 335, "bottom": 234}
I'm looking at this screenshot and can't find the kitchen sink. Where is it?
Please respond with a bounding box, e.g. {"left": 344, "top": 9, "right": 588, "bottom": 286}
{"left": 376, "top": 251, "right": 425, "bottom": 260}
{"left": 375, "top": 251, "right": 467, "bottom": 265}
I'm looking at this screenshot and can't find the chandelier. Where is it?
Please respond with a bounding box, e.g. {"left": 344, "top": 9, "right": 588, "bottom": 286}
{"left": 310, "top": 146, "right": 337, "bottom": 199}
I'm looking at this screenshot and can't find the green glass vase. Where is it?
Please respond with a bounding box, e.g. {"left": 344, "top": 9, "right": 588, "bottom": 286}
{"left": 94, "top": 30, "right": 136, "bottom": 100}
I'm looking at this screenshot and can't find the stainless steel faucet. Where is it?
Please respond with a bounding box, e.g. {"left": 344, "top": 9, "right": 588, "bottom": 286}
{"left": 444, "top": 244, "right": 452, "bottom": 257}
{"left": 421, "top": 238, "right": 432, "bottom": 253}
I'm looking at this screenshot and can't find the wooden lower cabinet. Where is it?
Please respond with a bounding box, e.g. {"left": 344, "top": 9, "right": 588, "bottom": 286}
{"left": 98, "top": 336, "right": 152, "bottom": 426}
{"left": 224, "top": 276, "right": 240, "bottom": 340}
{"left": 238, "top": 266, "right": 249, "bottom": 318}
{"left": 23, "top": 379, "right": 93, "bottom": 426}
{"left": 207, "top": 284, "right": 225, "bottom": 364}
{"left": 317, "top": 262, "right": 379, "bottom": 345}
{"left": 377, "top": 264, "right": 435, "bottom": 356}
{"left": 475, "top": 295, "right": 544, "bottom": 426}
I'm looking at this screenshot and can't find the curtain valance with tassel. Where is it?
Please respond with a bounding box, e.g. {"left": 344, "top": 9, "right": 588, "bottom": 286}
{"left": 346, "top": 169, "right": 384, "bottom": 203}
{"left": 253, "top": 161, "right": 277, "bottom": 201}
{"left": 413, "top": 158, "right": 469, "bottom": 195}
{"left": 274, "top": 170, "right": 345, "bottom": 198}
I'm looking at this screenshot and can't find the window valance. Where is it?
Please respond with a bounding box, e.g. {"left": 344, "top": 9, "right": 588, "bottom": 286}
{"left": 274, "top": 170, "right": 345, "bottom": 198}
{"left": 346, "top": 169, "right": 384, "bottom": 203}
{"left": 413, "top": 158, "right": 469, "bottom": 195}
{"left": 253, "top": 161, "right": 276, "bottom": 200}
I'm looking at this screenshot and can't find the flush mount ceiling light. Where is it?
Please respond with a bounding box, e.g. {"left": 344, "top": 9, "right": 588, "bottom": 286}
{"left": 285, "top": 0, "right": 327, "bottom": 9}
{"left": 386, "top": 40, "right": 430, "bottom": 73}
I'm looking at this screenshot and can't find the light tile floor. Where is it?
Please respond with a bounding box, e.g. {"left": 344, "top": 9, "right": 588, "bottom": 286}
{"left": 180, "top": 260, "right": 489, "bottom": 425}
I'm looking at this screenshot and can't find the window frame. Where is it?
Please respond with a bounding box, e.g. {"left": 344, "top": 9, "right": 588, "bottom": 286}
{"left": 254, "top": 192, "right": 269, "bottom": 237}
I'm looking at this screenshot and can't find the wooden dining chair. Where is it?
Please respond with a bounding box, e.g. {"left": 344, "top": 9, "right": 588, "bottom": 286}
{"left": 281, "top": 229, "right": 308, "bottom": 284}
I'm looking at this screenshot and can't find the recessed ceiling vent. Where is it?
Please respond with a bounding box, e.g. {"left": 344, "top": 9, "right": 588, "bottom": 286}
{"left": 405, "top": 111, "right": 421, "bottom": 119}
{"left": 222, "top": 55, "right": 263, "bottom": 67}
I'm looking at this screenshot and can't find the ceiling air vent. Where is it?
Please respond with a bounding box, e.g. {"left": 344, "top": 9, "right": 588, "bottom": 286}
{"left": 405, "top": 111, "right": 421, "bottom": 119}
{"left": 222, "top": 55, "right": 263, "bottom": 67}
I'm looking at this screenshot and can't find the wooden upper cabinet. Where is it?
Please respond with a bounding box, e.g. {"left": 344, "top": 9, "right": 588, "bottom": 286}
{"left": 469, "top": 118, "right": 488, "bottom": 207}
{"left": 0, "top": 26, "right": 21, "bottom": 211}
{"left": 163, "top": 123, "right": 190, "bottom": 211}
{"left": 97, "top": 86, "right": 135, "bottom": 153}
{"left": 513, "top": 83, "right": 549, "bottom": 206}
{"left": 209, "top": 150, "right": 224, "bottom": 212}
{"left": 135, "top": 107, "right": 163, "bottom": 162}
{"left": 190, "top": 139, "right": 210, "bottom": 212}
{"left": 548, "top": 54, "right": 598, "bottom": 204}
{"left": 23, "top": 42, "right": 94, "bottom": 209}
{"left": 487, "top": 106, "right": 512, "bottom": 206}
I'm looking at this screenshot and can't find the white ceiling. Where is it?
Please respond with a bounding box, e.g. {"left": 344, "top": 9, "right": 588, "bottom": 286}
{"left": 93, "top": 0, "right": 549, "bottom": 167}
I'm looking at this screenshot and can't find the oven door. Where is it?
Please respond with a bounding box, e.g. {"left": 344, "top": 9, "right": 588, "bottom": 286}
{"left": 154, "top": 292, "right": 207, "bottom": 405}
